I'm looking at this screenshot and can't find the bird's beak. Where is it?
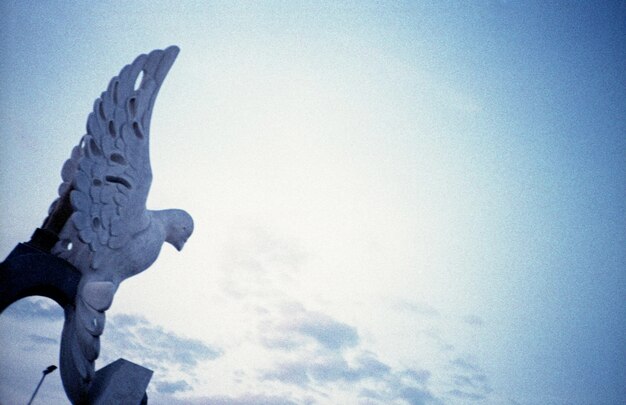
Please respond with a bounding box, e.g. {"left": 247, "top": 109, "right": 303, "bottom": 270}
{"left": 174, "top": 239, "right": 186, "bottom": 251}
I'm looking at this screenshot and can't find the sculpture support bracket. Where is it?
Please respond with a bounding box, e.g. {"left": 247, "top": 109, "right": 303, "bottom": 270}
{"left": 0, "top": 228, "right": 79, "bottom": 313}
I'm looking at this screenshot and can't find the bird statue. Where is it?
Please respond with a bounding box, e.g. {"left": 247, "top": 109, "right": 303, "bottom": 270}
{"left": 42, "top": 46, "right": 193, "bottom": 403}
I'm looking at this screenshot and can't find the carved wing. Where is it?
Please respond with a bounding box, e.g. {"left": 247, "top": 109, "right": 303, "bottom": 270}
{"left": 50, "top": 46, "right": 180, "bottom": 273}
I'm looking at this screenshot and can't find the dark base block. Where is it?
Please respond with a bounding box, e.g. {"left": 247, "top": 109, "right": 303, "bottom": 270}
{"left": 88, "top": 358, "right": 152, "bottom": 404}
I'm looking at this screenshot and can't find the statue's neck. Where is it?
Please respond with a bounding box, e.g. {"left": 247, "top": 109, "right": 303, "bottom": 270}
{"left": 151, "top": 209, "right": 176, "bottom": 244}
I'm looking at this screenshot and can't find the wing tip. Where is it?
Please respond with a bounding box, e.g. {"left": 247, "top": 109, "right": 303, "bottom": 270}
{"left": 165, "top": 45, "right": 180, "bottom": 57}
{"left": 154, "top": 45, "right": 180, "bottom": 82}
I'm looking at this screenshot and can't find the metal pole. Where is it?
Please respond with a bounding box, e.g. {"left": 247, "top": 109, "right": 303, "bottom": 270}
{"left": 27, "top": 365, "right": 57, "bottom": 405}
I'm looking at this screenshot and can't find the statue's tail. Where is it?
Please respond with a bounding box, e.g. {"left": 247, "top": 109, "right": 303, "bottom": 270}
{"left": 60, "top": 280, "right": 115, "bottom": 403}
{"left": 60, "top": 304, "right": 95, "bottom": 403}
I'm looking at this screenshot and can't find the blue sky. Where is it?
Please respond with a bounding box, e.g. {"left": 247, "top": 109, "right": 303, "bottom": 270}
{"left": 1, "top": 1, "right": 624, "bottom": 404}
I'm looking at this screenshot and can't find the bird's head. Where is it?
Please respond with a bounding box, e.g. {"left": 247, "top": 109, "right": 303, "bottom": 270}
{"left": 162, "top": 209, "right": 194, "bottom": 251}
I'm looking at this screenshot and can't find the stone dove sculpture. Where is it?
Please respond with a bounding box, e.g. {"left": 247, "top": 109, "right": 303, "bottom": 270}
{"left": 44, "top": 46, "right": 193, "bottom": 403}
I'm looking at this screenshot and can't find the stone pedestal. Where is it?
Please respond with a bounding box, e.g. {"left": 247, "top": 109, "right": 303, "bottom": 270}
{"left": 88, "top": 358, "right": 152, "bottom": 404}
